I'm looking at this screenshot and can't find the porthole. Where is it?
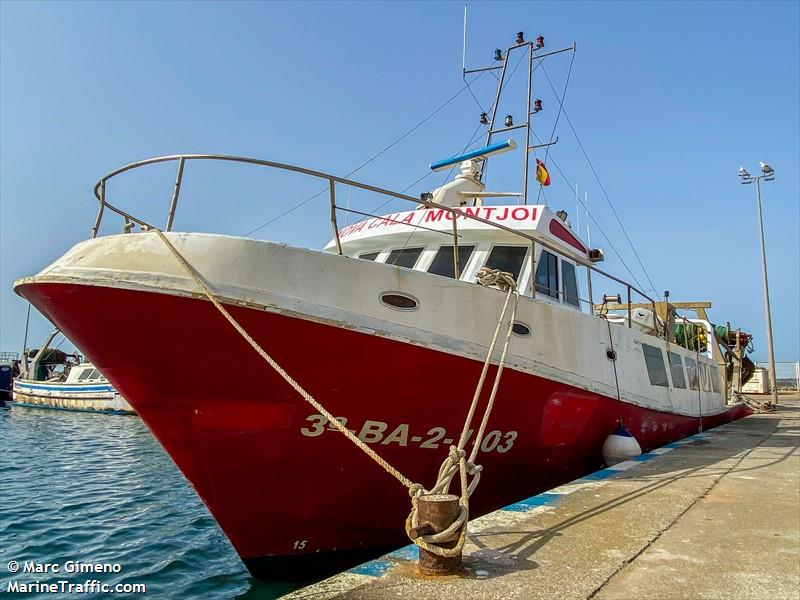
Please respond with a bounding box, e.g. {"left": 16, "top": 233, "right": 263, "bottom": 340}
{"left": 379, "top": 292, "right": 419, "bottom": 311}
{"left": 511, "top": 322, "right": 531, "bottom": 337}
{"left": 606, "top": 349, "right": 617, "bottom": 361}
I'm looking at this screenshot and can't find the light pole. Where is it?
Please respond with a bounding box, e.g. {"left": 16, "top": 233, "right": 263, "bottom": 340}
{"left": 738, "top": 162, "right": 778, "bottom": 408}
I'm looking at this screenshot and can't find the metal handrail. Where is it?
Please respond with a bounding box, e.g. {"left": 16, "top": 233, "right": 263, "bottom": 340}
{"left": 89, "top": 153, "right": 660, "bottom": 330}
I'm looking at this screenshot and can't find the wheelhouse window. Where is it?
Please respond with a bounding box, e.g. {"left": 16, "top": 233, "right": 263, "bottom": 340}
{"left": 484, "top": 246, "right": 527, "bottom": 282}
{"left": 642, "top": 343, "right": 669, "bottom": 387}
{"left": 386, "top": 247, "right": 424, "bottom": 269}
{"left": 535, "top": 249, "right": 559, "bottom": 299}
{"left": 77, "top": 368, "right": 94, "bottom": 381}
{"left": 561, "top": 260, "right": 579, "bottom": 307}
{"left": 428, "top": 245, "right": 475, "bottom": 279}
{"left": 359, "top": 252, "right": 380, "bottom": 261}
{"left": 667, "top": 352, "right": 686, "bottom": 389}
{"left": 685, "top": 356, "right": 699, "bottom": 390}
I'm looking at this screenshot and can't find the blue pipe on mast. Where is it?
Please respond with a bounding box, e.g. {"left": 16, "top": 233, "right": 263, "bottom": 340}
{"left": 430, "top": 139, "right": 517, "bottom": 172}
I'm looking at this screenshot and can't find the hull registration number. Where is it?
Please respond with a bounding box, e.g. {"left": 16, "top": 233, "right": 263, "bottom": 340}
{"left": 300, "top": 414, "right": 518, "bottom": 454}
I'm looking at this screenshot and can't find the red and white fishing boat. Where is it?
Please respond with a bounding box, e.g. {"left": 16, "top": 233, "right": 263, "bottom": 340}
{"left": 14, "top": 34, "right": 753, "bottom": 580}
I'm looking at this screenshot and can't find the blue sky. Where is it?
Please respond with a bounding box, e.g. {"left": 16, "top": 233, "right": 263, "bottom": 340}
{"left": 1, "top": 0, "right": 798, "bottom": 362}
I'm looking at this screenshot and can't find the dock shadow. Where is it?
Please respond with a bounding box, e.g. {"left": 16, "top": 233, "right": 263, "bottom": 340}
{"left": 463, "top": 411, "right": 797, "bottom": 577}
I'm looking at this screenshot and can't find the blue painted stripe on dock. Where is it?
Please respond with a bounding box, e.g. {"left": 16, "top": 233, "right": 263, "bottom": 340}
{"left": 502, "top": 492, "right": 562, "bottom": 512}
{"left": 633, "top": 453, "right": 657, "bottom": 461}
{"left": 348, "top": 559, "right": 392, "bottom": 577}
{"left": 386, "top": 545, "right": 419, "bottom": 561}
{"left": 580, "top": 468, "right": 618, "bottom": 481}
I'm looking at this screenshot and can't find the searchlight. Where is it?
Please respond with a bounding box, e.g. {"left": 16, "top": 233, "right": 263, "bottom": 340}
{"left": 429, "top": 139, "right": 517, "bottom": 172}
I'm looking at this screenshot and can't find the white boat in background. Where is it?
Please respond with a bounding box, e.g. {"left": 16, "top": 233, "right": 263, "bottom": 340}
{"left": 12, "top": 330, "right": 134, "bottom": 415}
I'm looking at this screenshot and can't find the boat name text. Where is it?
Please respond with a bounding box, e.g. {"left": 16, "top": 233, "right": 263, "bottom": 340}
{"left": 338, "top": 206, "right": 539, "bottom": 239}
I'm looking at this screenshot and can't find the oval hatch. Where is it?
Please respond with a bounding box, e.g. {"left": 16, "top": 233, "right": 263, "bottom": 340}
{"left": 511, "top": 322, "right": 531, "bottom": 336}
{"left": 380, "top": 292, "right": 419, "bottom": 311}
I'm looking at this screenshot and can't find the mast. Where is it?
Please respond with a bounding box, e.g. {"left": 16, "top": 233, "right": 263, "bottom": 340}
{"left": 523, "top": 41, "right": 533, "bottom": 204}
{"left": 464, "top": 35, "right": 573, "bottom": 198}
{"left": 21, "top": 303, "right": 31, "bottom": 378}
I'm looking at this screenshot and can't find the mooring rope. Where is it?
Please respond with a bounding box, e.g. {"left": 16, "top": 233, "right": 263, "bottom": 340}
{"left": 152, "top": 230, "right": 518, "bottom": 556}
{"left": 153, "top": 230, "right": 416, "bottom": 490}
{"left": 406, "top": 266, "right": 519, "bottom": 556}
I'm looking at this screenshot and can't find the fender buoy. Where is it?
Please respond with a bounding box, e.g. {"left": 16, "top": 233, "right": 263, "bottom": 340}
{"left": 602, "top": 420, "right": 642, "bottom": 466}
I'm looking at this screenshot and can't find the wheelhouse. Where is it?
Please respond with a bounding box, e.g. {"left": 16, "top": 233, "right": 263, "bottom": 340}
{"left": 326, "top": 203, "right": 587, "bottom": 312}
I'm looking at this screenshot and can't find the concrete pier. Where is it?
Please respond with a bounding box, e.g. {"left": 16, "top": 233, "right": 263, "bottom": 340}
{"left": 287, "top": 394, "right": 799, "bottom": 599}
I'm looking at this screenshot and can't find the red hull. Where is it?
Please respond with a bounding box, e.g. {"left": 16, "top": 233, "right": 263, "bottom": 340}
{"left": 18, "top": 282, "right": 749, "bottom": 579}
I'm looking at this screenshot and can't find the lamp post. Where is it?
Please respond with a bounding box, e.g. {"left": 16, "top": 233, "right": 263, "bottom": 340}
{"left": 738, "top": 162, "right": 778, "bottom": 408}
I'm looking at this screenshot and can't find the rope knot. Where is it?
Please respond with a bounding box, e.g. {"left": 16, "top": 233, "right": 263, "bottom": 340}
{"left": 476, "top": 266, "right": 517, "bottom": 292}
{"left": 408, "top": 483, "right": 425, "bottom": 499}
{"left": 448, "top": 446, "right": 466, "bottom": 462}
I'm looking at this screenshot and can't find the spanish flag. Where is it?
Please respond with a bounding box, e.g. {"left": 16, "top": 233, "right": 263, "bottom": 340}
{"left": 535, "top": 159, "right": 551, "bottom": 186}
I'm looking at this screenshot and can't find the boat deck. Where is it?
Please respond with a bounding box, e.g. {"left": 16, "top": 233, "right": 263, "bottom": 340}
{"left": 288, "top": 393, "right": 800, "bottom": 599}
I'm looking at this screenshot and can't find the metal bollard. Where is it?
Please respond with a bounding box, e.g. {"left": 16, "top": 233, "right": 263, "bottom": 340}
{"left": 409, "top": 493, "right": 463, "bottom": 575}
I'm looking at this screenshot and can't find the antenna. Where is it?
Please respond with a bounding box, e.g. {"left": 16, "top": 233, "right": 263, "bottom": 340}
{"left": 585, "top": 191, "right": 591, "bottom": 247}
{"left": 575, "top": 182, "right": 580, "bottom": 234}
{"left": 462, "top": 3, "right": 468, "bottom": 79}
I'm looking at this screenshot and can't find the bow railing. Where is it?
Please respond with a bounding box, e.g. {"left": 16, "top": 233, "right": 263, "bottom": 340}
{"left": 89, "top": 153, "right": 660, "bottom": 330}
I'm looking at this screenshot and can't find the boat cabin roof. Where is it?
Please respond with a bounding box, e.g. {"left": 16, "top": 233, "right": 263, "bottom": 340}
{"left": 65, "top": 363, "right": 108, "bottom": 384}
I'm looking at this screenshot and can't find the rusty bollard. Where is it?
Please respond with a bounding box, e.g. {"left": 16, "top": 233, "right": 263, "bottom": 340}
{"left": 408, "top": 493, "right": 463, "bottom": 575}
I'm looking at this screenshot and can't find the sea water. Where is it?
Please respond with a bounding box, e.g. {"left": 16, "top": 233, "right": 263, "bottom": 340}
{"left": 0, "top": 406, "right": 297, "bottom": 599}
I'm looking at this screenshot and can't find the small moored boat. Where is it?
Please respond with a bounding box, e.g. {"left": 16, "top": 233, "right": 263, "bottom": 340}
{"left": 12, "top": 330, "right": 134, "bottom": 415}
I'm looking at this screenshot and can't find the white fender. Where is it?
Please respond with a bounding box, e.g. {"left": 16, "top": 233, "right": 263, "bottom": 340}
{"left": 602, "top": 421, "right": 642, "bottom": 466}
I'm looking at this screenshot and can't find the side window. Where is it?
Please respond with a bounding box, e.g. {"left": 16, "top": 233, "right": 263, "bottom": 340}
{"left": 700, "top": 363, "right": 711, "bottom": 392}
{"left": 642, "top": 343, "right": 669, "bottom": 387}
{"left": 88, "top": 369, "right": 100, "bottom": 380}
{"left": 428, "top": 245, "right": 475, "bottom": 279}
{"left": 77, "top": 367, "right": 94, "bottom": 381}
{"left": 386, "top": 247, "right": 424, "bottom": 269}
{"left": 668, "top": 352, "right": 686, "bottom": 389}
{"left": 484, "top": 246, "right": 527, "bottom": 282}
{"left": 359, "top": 252, "right": 380, "bottom": 261}
{"left": 561, "top": 260, "right": 579, "bottom": 307}
{"left": 685, "top": 357, "right": 699, "bottom": 390}
{"left": 535, "top": 249, "right": 559, "bottom": 299}
{"left": 710, "top": 365, "right": 721, "bottom": 392}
